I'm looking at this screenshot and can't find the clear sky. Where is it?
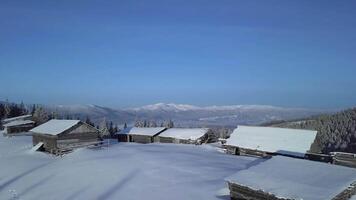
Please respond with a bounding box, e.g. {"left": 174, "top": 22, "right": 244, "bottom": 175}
{"left": 1, "top": 0, "right": 356, "bottom": 109}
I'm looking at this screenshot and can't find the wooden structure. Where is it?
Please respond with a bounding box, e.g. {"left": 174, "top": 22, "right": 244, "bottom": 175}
{"left": 117, "top": 127, "right": 132, "bottom": 142}
{"left": 225, "top": 125, "right": 317, "bottom": 158}
{"left": 2, "top": 115, "right": 35, "bottom": 135}
{"left": 156, "top": 128, "right": 214, "bottom": 144}
{"left": 30, "top": 119, "right": 101, "bottom": 154}
{"left": 117, "top": 127, "right": 166, "bottom": 144}
{"left": 3, "top": 120, "right": 35, "bottom": 135}
{"left": 226, "top": 156, "right": 356, "bottom": 200}
{"left": 332, "top": 152, "right": 356, "bottom": 168}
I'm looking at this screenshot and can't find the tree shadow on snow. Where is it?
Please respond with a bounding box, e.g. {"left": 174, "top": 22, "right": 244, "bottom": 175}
{"left": 96, "top": 169, "right": 139, "bottom": 200}
{"left": 18, "top": 174, "right": 53, "bottom": 196}
{"left": 64, "top": 186, "right": 89, "bottom": 200}
{"left": 0, "top": 162, "right": 50, "bottom": 191}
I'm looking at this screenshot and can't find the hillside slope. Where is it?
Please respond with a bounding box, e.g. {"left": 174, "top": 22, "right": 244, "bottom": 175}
{"left": 270, "top": 108, "right": 356, "bottom": 154}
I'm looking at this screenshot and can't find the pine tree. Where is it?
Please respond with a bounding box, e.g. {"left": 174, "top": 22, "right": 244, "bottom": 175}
{"left": 33, "top": 106, "right": 49, "bottom": 125}
{"left": 99, "top": 118, "right": 110, "bottom": 138}
{"left": 109, "top": 121, "right": 114, "bottom": 134}
{"left": 85, "top": 116, "right": 94, "bottom": 126}
{"left": 124, "top": 123, "right": 127, "bottom": 129}
{"left": 31, "top": 104, "right": 36, "bottom": 115}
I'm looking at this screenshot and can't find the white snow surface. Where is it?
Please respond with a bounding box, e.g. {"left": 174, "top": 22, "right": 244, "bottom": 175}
{"left": 3, "top": 120, "right": 34, "bottom": 127}
{"left": 0, "top": 135, "right": 258, "bottom": 200}
{"left": 227, "top": 156, "right": 356, "bottom": 200}
{"left": 30, "top": 119, "right": 80, "bottom": 135}
{"left": 127, "top": 127, "right": 166, "bottom": 136}
{"left": 226, "top": 126, "right": 317, "bottom": 156}
{"left": 159, "top": 128, "right": 210, "bottom": 140}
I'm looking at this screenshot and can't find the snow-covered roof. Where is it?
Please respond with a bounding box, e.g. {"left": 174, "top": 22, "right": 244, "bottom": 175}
{"left": 125, "top": 127, "right": 166, "bottom": 136}
{"left": 159, "top": 128, "right": 210, "bottom": 140}
{"left": 116, "top": 127, "right": 132, "bottom": 135}
{"left": 2, "top": 114, "right": 32, "bottom": 123}
{"left": 3, "top": 120, "right": 34, "bottom": 127}
{"left": 30, "top": 119, "right": 80, "bottom": 135}
{"left": 226, "top": 126, "right": 317, "bottom": 156}
{"left": 226, "top": 156, "right": 356, "bottom": 200}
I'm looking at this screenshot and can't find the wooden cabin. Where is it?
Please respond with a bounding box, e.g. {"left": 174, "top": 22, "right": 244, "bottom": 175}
{"left": 2, "top": 115, "right": 35, "bottom": 135}
{"left": 30, "top": 119, "right": 101, "bottom": 154}
{"left": 117, "top": 127, "right": 166, "bottom": 144}
{"left": 3, "top": 120, "right": 35, "bottom": 135}
{"left": 117, "top": 128, "right": 130, "bottom": 142}
{"left": 156, "top": 128, "right": 214, "bottom": 144}
{"left": 224, "top": 125, "right": 317, "bottom": 158}
{"left": 226, "top": 156, "right": 356, "bottom": 200}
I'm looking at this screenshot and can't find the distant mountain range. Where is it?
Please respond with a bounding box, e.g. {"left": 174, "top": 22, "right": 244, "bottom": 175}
{"left": 46, "top": 103, "right": 331, "bottom": 128}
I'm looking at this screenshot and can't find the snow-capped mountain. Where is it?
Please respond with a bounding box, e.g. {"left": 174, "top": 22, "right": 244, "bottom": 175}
{"left": 132, "top": 103, "right": 200, "bottom": 112}
{"left": 132, "top": 103, "right": 288, "bottom": 112}
{"left": 47, "top": 103, "right": 329, "bottom": 127}
{"left": 127, "top": 103, "right": 327, "bottom": 127}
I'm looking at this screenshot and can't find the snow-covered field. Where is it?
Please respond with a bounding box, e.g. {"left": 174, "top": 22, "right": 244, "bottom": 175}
{"left": 0, "top": 136, "right": 259, "bottom": 200}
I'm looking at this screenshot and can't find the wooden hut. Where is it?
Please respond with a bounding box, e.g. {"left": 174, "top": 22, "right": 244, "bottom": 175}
{"left": 30, "top": 119, "right": 101, "bottom": 154}
{"left": 2, "top": 115, "right": 35, "bottom": 135}
{"left": 156, "top": 128, "right": 214, "bottom": 144}
{"left": 226, "top": 156, "right": 356, "bottom": 200}
{"left": 224, "top": 125, "right": 317, "bottom": 158}
{"left": 117, "top": 127, "right": 166, "bottom": 144}
{"left": 117, "top": 127, "right": 131, "bottom": 142}
{"left": 3, "top": 120, "right": 35, "bottom": 135}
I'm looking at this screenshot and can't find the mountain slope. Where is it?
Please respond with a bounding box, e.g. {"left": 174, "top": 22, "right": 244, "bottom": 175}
{"left": 269, "top": 108, "right": 356, "bottom": 154}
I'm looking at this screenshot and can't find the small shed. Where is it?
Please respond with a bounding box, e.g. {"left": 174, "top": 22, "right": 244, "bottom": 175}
{"left": 118, "top": 127, "right": 166, "bottom": 144}
{"left": 157, "top": 128, "right": 214, "bottom": 144}
{"left": 225, "top": 125, "right": 317, "bottom": 158}
{"left": 2, "top": 115, "right": 35, "bottom": 135}
{"left": 3, "top": 120, "right": 35, "bottom": 135}
{"left": 30, "top": 119, "right": 101, "bottom": 154}
{"left": 226, "top": 156, "right": 356, "bottom": 200}
{"left": 117, "top": 127, "right": 132, "bottom": 142}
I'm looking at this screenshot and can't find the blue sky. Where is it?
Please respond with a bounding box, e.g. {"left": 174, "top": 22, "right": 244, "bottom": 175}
{"left": 1, "top": 0, "right": 356, "bottom": 109}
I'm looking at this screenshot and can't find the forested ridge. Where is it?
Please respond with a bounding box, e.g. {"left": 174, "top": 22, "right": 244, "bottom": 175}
{"left": 269, "top": 108, "right": 356, "bottom": 154}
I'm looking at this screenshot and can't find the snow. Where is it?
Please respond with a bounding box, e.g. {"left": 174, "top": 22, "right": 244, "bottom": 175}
{"left": 227, "top": 156, "right": 356, "bottom": 200}
{"left": 3, "top": 120, "right": 34, "bottom": 127}
{"left": 126, "top": 127, "right": 167, "bottom": 136}
{"left": 226, "top": 126, "right": 317, "bottom": 156}
{"left": 2, "top": 115, "right": 32, "bottom": 123}
{"left": 30, "top": 119, "right": 80, "bottom": 135}
{"left": 159, "top": 128, "right": 210, "bottom": 140}
{"left": 0, "top": 135, "right": 258, "bottom": 200}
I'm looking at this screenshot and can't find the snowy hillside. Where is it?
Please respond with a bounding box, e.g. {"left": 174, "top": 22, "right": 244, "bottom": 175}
{"left": 0, "top": 135, "right": 258, "bottom": 200}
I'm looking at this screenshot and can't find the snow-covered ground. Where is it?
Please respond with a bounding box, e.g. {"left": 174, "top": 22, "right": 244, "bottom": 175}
{"left": 0, "top": 135, "right": 259, "bottom": 200}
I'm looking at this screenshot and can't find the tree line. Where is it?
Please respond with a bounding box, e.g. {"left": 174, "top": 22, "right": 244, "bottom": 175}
{"left": 134, "top": 119, "right": 174, "bottom": 128}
